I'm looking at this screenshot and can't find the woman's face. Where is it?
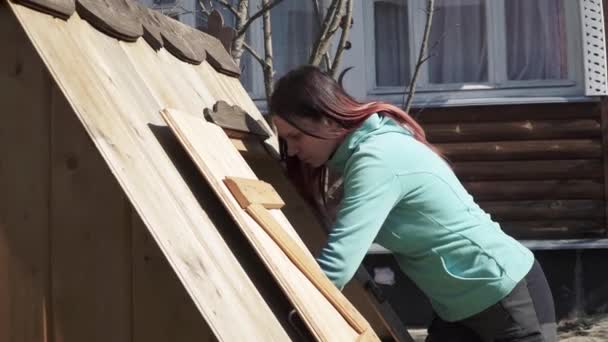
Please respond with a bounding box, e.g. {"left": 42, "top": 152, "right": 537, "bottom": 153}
{"left": 273, "top": 115, "right": 343, "bottom": 168}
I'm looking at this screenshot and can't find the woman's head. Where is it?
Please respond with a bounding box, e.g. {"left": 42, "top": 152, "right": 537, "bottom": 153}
{"left": 269, "top": 65, "right": 440, "bottom": 209}
{"left": 269, "top": 65, "right": 358, "bottom": 167}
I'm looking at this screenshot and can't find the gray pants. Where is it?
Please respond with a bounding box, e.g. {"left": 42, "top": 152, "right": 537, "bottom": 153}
{"left": 426, "top": 260, "right": 557, "bottom": 342}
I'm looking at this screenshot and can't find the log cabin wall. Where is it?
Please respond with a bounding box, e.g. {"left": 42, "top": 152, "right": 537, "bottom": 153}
{"left": 415, "top": 102, "right": 607, "bottom": 240}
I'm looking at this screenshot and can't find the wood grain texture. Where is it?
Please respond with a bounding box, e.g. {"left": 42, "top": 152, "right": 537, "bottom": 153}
{"left": 426, "top": 119, "right": 601, "bottom": 143}
{"left": 245, "top": 203, "right": 367, "bottom": 334}
{"left": 500, "top": 221, "right": 606, "bottom": 239}
{"left": 0, "top": 7, "right": 51, "bottom": 341}
{"left": 416, "top": 102, "right": 599, "bottom": 124}
{"left": 157, "top": 14, "right": 205, "bottom": 64}
{"left": 452, "top": 160, "right": 604, "bottom": 181}
{"left": 132, "top": 211, "right": 216, "bottom": 342}
{"left": 240, "top": 149, "right": 403, "bottom": 340}
{"left": 464, "top": 180, "right": 604, "bottom": 201}
{"left": 11, "top": 0, "right": 74, "bottom": 19}
{"left": 161, "top": 108, "right": 376, "bottom": 341}
{"left": 601, "top": 97, "right": 608, "bottom": 236}
{"left": 224, "top": 177, "right": 285, "bottom": 209}
{"left": 133, "top": 2, "right": 163, "bottom": 50}
{"left": 480, "top": 200, "right": 605, "bottom": 221}
{"left": 76, "top": 0, "right": 142, "bottom": 42}
{"left": 204, "top": 100, "right": 270, "bottom": 139}
{"left": 49, "top": 83, "right": 132, "bottom": 342}
{"left": 8, "top": 4, "right": 289, "bottom": 340}
{"left": 204, "top": 9, "right": 236, "bottom": 53}
{"left": 195, "top": 28, "right": 240, "bottom": 76}
{"left": 439, "top": 139, "right": 602, "bottom": 161}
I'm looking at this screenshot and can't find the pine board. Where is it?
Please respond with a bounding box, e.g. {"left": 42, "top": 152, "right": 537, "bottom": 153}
{"left": 161, "top": 107, "right": 378, "bottom": 341}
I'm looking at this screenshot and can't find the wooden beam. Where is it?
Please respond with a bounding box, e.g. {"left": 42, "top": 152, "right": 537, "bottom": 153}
{"left": 463, "top": 180, "right": 604, "bottom": 201}
{"left": 480, "top": 200, "right": 605, "bottom": 221}
{"left": 601, "top": 98, "right": 608, "bottom": 237}
{"left": 499, "top": 220, "right": 606, "bottom": 239}
{"left": 439, "top": 139, "right": 601, "bottom": 161}
{"left": 426, "top": 119, "right": 601, "bottom": 143}
{"left": 452, "top": 160, "right": 603, "bottom": 181}
{"left": 416, "top": 102, "right": 599, "bottom": 124}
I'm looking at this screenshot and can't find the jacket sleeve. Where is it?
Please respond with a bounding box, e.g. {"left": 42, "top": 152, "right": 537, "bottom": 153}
{"left": 317, "top": 148, "right": 402, "bottom": 289}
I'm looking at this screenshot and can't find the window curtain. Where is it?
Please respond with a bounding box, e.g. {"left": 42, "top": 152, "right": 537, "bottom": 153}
{"left": 428, "top": 0, "right": 487, "bottom": 84}
{"left": 506, "top": 0, "right": 568, "bottom": 81}
{"left": 271, "top": 1, "right": 318, "bottom": 80}
{"left": 374, "top": 1, "right": 410, "bottom": 87}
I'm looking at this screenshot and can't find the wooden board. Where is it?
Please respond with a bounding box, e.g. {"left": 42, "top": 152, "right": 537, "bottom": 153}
{"left": 161, "top": 108, "right": 376, "bottom": 341}
{"left": 8, "top": 4, "right": 289, "bottom": 341}
{"left": 239, "top": 140, "right": 412, "bottom": 341}
{"left": 132, "top": 211, "right": 216, "bottom": 342}
{"left": 49, "top": 82, "right": 132, "bottom": 342}
{"left": 0, "top": 6, "right": 51, "bottom": 341}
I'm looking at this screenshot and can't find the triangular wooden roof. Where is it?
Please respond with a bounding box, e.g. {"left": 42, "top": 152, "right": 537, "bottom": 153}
{"left": 3, "top": 0, "right": 381, "bottom": 340}
{"left": 4, "top": 0, "right": 290, "bottom": 340}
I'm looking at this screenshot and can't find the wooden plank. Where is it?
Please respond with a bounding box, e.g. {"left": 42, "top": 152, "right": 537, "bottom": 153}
{"left": 9, "top": 5, "right": 289, "bottom": 341}
{"left": 439, "top": 139, "right": 601, "bottom": 161}
{"left": 131, "top": 211, "right": 216, "bottom": 342}
{"left": 500, "top": 220, "right": 606, "bottom": 239}
{"left": 0, "top": 6, "right": 50, "bottom": 341}
{"left": 480, "top": 200, "right": 605, "bottom": 221}
{"left": 452, "top": 160, "right": 604, "bottom": 181}
{"left": 601, "top": 97, "right": 608, "bottom": 236}
{"left": 464, "top": 180, "right": 604, "bottom": 201}
{"left": 224, "top": 177, "right": 285, "bottom": 209}
{"left": 237, "top": 141, "right": 404, "bottom": 340}
{"left": 416, "top": 102, "right": 599, "bottom": 124}
{"left": 426, "top": 119, "right": 601, "bottom": 143}
{"left": 245, "top": 203, "right": 367, "bottom": 335}
{"left": 49, "top": 83, "right": 131, "bottom": 342}
{"left": 161, "top": 108, "right": 374, "bottom": 341}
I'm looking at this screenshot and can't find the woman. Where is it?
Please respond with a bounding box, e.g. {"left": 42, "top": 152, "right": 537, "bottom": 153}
{"left": 269, "top": 65, "right": 556, "bottom": 342}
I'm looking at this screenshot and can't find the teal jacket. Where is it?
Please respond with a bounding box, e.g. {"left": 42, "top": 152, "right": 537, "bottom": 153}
{"left": 318, "top": 113, "right": 534, "bottom": 321}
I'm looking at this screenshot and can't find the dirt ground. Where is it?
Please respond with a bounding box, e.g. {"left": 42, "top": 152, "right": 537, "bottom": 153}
{"left": 408, "top": 314, "right": 608, "bottom": 341}
{"left": 558, "top": 314, "right": 608, "bottom": 342}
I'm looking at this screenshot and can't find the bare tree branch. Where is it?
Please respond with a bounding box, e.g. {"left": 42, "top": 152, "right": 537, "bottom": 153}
{"left": 404, "top": 0, "right": 435, "bottom": 113}
{"left": 229, "top": 1, "right": 250, "bottom": 66}
{"left": 261, "top": 0, "right": 275, "bottom": 105}
{"left": 243, "top": 41, "right": 265, "bottom": 66}
{"left": 198, "top": 0, "right": 210, "bottom": 13}
{"left": 212, "top": 0, "right": 239, "bottom": 17}
{"left": 311, "top": 0, "right": 332, "bottom": 69}
{"left": 329, "top": 0, "right": 352, "bottom": 77}
{"left": 309, "top": 0, "right": 344, "bottom": 65}
{"left": 235, "top": 0, "right": 286, "bottom": 40}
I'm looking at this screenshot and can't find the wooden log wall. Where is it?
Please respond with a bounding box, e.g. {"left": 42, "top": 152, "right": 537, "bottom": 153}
{"left": 416, "top": 103, "right": 607, "bottom": 239}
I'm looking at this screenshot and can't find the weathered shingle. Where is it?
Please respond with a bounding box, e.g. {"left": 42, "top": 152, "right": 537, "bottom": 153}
{"left": 10, "top": 0, "right": 240, "bottom": 77}
{"left": 11, "top": 0, "right": 75, "bottom": 20}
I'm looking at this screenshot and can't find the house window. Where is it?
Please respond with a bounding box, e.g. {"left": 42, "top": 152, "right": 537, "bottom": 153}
{"left": 243, "top": 1, "right": 318, "bottom": 100}
{"left": 365, "top": 0, "right": 585, "bottom": 104}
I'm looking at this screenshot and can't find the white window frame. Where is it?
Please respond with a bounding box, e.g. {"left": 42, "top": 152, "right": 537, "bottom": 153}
{"left": 362, "top": 0, "right": 589, "bottom": 107}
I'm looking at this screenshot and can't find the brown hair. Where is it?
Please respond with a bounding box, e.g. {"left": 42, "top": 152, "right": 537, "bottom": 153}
{"left": 269, "top": 65, "right": 440, "bottom": 213}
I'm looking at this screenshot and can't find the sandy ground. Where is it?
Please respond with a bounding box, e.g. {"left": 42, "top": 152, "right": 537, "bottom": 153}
{"left": 558, "top": 314, "right": 608, "bottom": 342}
{"left": 408, "top": 314, "right": 608, "bottom": 341}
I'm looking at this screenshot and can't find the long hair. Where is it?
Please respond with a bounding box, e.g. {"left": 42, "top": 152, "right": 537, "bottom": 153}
{"left": 269, "top": 65, "right": 440, "bottom": 213}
